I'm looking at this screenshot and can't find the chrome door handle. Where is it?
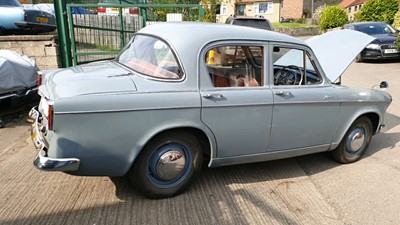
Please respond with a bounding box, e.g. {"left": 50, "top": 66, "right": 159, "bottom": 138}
{"left": 203, "top": 93, "right": 224, "bottom": 99}
{"left": 323, "top": 95, "right": 334, "bottom": 100}
{"left": 274, "top": 91, "right": 291, "bottom": 96}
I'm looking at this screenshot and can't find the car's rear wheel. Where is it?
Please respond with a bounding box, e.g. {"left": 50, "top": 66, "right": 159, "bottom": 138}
{"left": 332, "top": 117, "right": 372, "bottom": 163}
{"left": 129, "top": 131, "right": 202, "bottom": 199}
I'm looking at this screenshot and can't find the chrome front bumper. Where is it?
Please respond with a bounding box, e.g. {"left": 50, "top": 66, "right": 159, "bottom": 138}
{"left": 29, "top": 107, "right": 80, "bottom": 172}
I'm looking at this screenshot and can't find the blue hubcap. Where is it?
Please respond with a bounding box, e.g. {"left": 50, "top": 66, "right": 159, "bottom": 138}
{"left": 147, "top": 142, "right": 192, "bottom": 188}
{"left": 345, "top": 127, "right": 367, "bottom": 157}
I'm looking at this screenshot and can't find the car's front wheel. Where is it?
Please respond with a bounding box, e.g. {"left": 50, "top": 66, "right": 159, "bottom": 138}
{"left": 332, "top": 117, "right": 373, "bottom": 163}
{"left": 129, "top": 131, "right": 203, "bottom": 199}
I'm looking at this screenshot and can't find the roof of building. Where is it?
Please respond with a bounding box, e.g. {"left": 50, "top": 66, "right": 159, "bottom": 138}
{"left": 338, "top": 0, "right": 367, "bottom": 8}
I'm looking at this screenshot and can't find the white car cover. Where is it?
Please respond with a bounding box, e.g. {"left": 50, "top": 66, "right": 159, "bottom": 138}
{"left": 276, "top": 30, "right": 375, "bottom": 82}
{"left": 0, "top": 50, "right": 38, "bottom": 95}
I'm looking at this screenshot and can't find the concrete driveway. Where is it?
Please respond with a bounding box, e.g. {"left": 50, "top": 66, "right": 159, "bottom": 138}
{"left": 0, "top": 60, "right": 399, "bottom": 225}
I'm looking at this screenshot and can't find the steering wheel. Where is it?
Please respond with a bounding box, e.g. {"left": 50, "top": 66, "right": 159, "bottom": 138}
{"left": 274, "top": 65, "right": 303, "bottom": 85}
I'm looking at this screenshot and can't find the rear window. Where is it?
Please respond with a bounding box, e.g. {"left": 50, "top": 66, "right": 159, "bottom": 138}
{"left": 232, "top": 19, "right": 271, "bottom": 30}
{"left": 117, "top": 35, "right": 183, "bottom": 80}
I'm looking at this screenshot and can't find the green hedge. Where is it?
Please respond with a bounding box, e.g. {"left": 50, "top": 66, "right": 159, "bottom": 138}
{"left": 320, "top": 6, "right": 348, "bottom": 30}
{"left": 355, "top": 0, "right": 399, "bottom": 24}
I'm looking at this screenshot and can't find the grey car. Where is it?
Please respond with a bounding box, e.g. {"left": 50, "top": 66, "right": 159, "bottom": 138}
{"left": 29, "top": 23, "right": 392, "bottom": 199}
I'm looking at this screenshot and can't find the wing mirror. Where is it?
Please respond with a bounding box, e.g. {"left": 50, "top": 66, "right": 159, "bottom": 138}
{"left": 380, "top": 81, "right": 388, "bottom": 89}
{"left": 372, "top": 81, "right": 388, "bottom": 90}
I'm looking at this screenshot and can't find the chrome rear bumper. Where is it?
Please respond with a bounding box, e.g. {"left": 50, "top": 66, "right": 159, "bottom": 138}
{"left": 29, "top": 107, "right": 80, "bottom": 172}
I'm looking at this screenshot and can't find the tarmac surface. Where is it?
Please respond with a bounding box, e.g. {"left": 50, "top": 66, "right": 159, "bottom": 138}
{"left": 0, "top": 59, "right": 399, "bottom": 225}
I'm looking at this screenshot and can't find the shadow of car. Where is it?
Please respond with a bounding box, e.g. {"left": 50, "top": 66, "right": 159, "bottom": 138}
{"left": 0, "top": 0, "right": 56, "bottom": 35}
{"left": 343, "top": 22, "right": 400, "bottom": 62}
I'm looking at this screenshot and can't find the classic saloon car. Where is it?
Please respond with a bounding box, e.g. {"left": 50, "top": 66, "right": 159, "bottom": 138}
{"left": 30, "top": 23, "right": 392, "bottom": 199}
{"left": 0, "top": 0, "right": 56, "bottom": 35}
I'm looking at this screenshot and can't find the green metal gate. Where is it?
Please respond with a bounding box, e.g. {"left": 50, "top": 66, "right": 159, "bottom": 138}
{"left": 61, "top": 3, "right": 204, "bottom": 66}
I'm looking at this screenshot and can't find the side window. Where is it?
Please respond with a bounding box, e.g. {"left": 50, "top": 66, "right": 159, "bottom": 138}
{"left": 272, "top": 46, "right": 322, "bottom": 86}
{"left": 205, "top": 46, "right": 264, "bottom": 88}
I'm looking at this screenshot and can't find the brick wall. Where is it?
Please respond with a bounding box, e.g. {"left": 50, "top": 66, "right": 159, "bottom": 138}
{"left": 281, "top": 0, "right": 304, "bottom": 20}
{"left": 0, "top": 35, "right": 60, "bottom": 70}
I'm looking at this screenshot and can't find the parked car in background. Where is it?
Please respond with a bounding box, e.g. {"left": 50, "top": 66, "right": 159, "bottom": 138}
{"left": 0, "top": 50, "right": 38, "bottom": 100}
{"left": 29, "top": 23, "right": 391, "bottom": 199}
{"left": 0, "top": 0, "right": 56, "bottom": 35}
{"left": 344, "top": 22, "right": 400, "bottom": 62}
{"left": 31, "top": 3, "right": 55, "bottom": 15}
{"left": 225, "top": 15, "right": 272, "bottom": 30}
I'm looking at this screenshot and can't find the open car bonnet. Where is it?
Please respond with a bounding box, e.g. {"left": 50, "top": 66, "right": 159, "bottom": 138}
{"left": 306, "top": 30, "right": 375, "bottom": 82}
{"left": 276, "top": 30, "right": 375, "bottom": 82}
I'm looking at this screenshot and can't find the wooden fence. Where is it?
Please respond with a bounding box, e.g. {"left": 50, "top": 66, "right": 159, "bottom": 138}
{"left": 71, "top": 14, "right": 144, "bottom": 64}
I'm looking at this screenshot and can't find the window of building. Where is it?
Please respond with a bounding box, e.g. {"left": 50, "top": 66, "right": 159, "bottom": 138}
{"left": 205, "top": 46, "right": 264, "bottom": 88}
{"left": 220, "top": 4, "right": 227, "bottom": 15}
{"left": 254, "top": 2, "right": 273, "bottom": 15}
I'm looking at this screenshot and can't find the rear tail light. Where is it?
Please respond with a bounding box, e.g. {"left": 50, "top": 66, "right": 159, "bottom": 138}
{"left": 98, "top": 7, "right": 106, "bottom": 13}
{"left": 37, "top": 71, "right": 42, "bottom": 87}
{"left": 47, "top": 104, "right": 54, "bottom": 130}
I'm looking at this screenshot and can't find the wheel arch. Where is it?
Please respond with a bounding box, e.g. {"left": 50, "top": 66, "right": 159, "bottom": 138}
{"left": 331, "top": 111, "right": 381, "bottom": 150}
{"left": 126, "top": 125, "right": 216, "bottom": 175}
{"left": 363, "top": 112, "right": 380, "bottom": 134}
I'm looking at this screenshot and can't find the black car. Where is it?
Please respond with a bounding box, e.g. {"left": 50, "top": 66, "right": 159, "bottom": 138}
{"left": 344, "top": 22, "right": 400, "bottom": 62}
{"left": 225, "top": 15, "right": 272, "bottom": 31}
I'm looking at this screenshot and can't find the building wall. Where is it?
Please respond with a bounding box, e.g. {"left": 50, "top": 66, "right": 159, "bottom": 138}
{"left": 346, "top": 4, "right": 364, "bottom": 21}
{"left": 217, "top": 0, "right": 236, "bottom": 23}
{"left": 281, "top": 0, "right": 304, "bottom": 20}
{"left": 0, "top": 35, "right": 60, "bottom": 70}
{"left": 217, "top": 1, "right": 281, "bottom": 23}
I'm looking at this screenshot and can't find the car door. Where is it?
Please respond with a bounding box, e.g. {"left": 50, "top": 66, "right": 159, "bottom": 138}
{"left": 268, "top": 44, "right": 341, "bottom": 152}
{"left": 200, "top": 43, "right": 274, "bottom": 158}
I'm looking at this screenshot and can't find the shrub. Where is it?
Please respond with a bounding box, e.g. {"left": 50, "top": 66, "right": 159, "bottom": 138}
{"left": 392, "top": 10, "right": 400, "bottom": 29}
{"left": 395, "top": 36, "right": 400, "bottom": 49}
{"left": 320, "top": 6, "right": 348, "bottom": 30}
{"left": 355, "top": 0, "right": 399, "bottom": 24}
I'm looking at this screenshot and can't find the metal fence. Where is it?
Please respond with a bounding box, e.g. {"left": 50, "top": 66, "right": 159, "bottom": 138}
{"left": 66, "top": 4, "right": 204, "bottom": 65}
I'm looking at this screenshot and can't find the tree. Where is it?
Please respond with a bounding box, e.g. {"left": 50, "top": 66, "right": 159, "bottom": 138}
{"left": 355, "top": 0, "right": 399, "bottom": 24}
{"left": 201, "top": 0, "right": 221, "bottom": 23}
{"left": 392, "top": 9, "right": 400, "bottom": 29}
{"left": 320, "top": 6, "right": 348, "bottom": 30}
